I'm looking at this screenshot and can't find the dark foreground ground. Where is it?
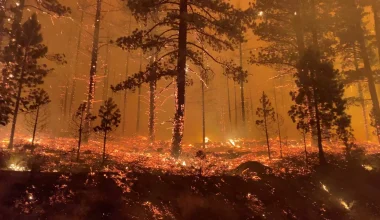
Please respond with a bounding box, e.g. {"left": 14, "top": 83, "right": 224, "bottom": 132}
{"left": 1, "top": 154, "right": 380, "bottom": 220}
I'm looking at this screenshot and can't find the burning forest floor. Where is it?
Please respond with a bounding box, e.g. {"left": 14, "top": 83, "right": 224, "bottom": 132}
{"left": 0, "top": 136, "right": 380, "bottom": 219}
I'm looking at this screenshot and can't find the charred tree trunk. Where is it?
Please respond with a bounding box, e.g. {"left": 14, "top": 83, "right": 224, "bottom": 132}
{"left": 122, "top": 19, "right": 132, "bottom": 135}
{"left": 171, "top": 0, "right": 188, "bottom": 158}
{"left": 31, "top": 105, "right": 40, "bottom": 148}
{"left": 122, "top": 55, "right": 129, "bottom": 135}
{"left": 148, "top": 54, "right": 156, "bottom": 142}
{"left": 372, "top": 0, "right": 380, "bottom": 63}
{"left": 68, "top": 9, "right": 84, "bottom": 118}
{"left": 102, "top": 130, "right": 107, "bottom": 164}
{"left": 102, "top": 32, "right": 110, "bottom": 101}
{"left": 303, "top": 130, "right": 308, "bottom": 164}
{"left": 273, "top": 82, "right": 283, "bottom": 158}
{"left": 76, "top": 106, "right": 85, "bottom": 161}
{"left": 8, "top": 51, "right": 27, "bottom": 148}
{"left": 353, "top": 46, "right": 370, "bottom": 141}
{"left": 262, "top": 92, "right": 271, "bottom": 159}
{"left": 62, "top": 80, "right": 69, "bottom": 122}
{"left": 136, "top": 56, "right": 142, "bottom": 134}
{"left": 226, "top": 74, "right": 232, "bottom": 129}
{"left": 355, "top": 13, "right": 380, "bottom": 142}
{"left": 312, "top": 83, "right": 327, "bottom": 165}
{"left": 201, "top": 78, "right": 206, "bottom": 148}
{"left": 239, "top": 43, "right": 246, "bottom": 126}
{"left": 84, "top": 0, "right": 102, "bottom": 142}
{"left": 234, "top": 83, "right": 238, "bottom": 129}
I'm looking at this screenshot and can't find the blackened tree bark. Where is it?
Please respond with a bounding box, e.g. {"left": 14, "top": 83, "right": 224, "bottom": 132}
{"left": 84, "top": 0, "right": 102, "bottom": 142}
{"left": 171, "top": 0, "right": 188, "bottom": 157}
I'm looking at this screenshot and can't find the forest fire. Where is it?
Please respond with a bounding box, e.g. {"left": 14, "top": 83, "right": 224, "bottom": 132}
{"left": 1, "top": 0, "right": 380, "bottom": 219}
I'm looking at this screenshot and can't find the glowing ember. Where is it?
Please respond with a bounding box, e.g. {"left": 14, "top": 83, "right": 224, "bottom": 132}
{"left": 228, "top": 139, "right": 235, "bottom": 146}
{"left": 205, "top": 137, "right": 209, "bottom": 143}
{"left": 28, "top": 194, "right": 34, "bottom": 201}
{"left": 9, "top": 163, "right": 28, "bottom": 171}
{"left": 321, "top": 183, "right": 329, "bottom": 193}
{"left": 339, "top": 199, "right": 354, "bottom": 210}
{"left": 362, "top": 164, "right": 373, "bottom": 171}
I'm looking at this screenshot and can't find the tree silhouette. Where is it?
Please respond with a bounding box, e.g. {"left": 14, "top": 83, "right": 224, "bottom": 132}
{"left": 2, "top": 14, "right": 52, "bottom": 148}
{"left": 22, "top": 88, "right": 50, "bottom": 148}
{"left": 83, "top": 0, "right": 102, "bottom": 142}
{"left": 256, "top": 91, "right": 277, "bottom": 159}
{"left": 112, "top": 0, "right": 254, "bottom": 158}
{"left": 334, "top": 0, "right": 380, "bottom": 142}
{"left": 289, "top": 49, "right": 353, "bottom": 165}
{"left": 0, "top": 84, "right": 13, "bottom": 126}
{"left": 71, "top": 102, "right": 96, "bottom": 161}
{"left": 94, "top": 98, "right": 121, "bottom": 164}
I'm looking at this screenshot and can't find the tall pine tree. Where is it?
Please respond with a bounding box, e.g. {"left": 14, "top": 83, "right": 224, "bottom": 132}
{"left": 2, "top": 14, "right": 51, "bottom": 148}
{"left": 112, "top": 0, "right": 253, "bottom": 157}
{"left": 289, "top": 49, "right": 352, "bottom": 165}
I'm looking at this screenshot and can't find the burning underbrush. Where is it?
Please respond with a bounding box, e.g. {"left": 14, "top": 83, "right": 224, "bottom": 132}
{"left": 0, "top": 136, "right": 380, "bottom": 219}
{"left": 1, "top": 135, "right": 379, "bottom": 175}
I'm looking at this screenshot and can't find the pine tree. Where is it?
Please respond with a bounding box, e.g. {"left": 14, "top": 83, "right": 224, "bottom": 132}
{"left": 112, "top": 0, "right": 253, "bottom": 158}
{"left": 334, "top": 0, "right": 380, "bottom": 142}
{"left": 0, "top": 83, "right": 12, "bottom": 126}
{"left": 94, "top": 98, "right": 121, "bottom": 164}
{"left": 8, "top": 0, "right": 70, "bottom": 45}
{"left": 71, "top": 102, "right": 96, "bottom": 161}
{"left": 256, "top": 91, "right": 277, "bottom": 159}
{"left": 22, "top": 88, "right": 50, "bottom": 148}
{"left": 251, "top": 0, "right": 335, "bottom": 69}
{"left": 289, "top": 49, "right": 353, "bottom": 165}
{"left": 2, "top": 14, "right": 51, "bottom": 148}
{"left": 83, "top": 0, "right": 102, "bottom": 142}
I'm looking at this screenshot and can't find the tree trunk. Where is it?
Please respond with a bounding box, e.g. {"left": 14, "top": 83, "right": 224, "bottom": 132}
{"left": 239, "top": 43, "right": 246, "bottom": 126}
{"left": 201, "top": 78, "right": 206, "bottom": 148}
{"left": 353, "top": 46, "right": 370, "bottom": 141}
{"left": 250, "top": 90, "right": 254, "bottom": 124}
{"left": 62, "top": 80, "right": 69, "bottom": 122}
{"left": 84, "top": 0, "right": 102, "bottom": 142}
{"left": 372, "top": 0, "right": 380, "bottom": 63}
{"left": 102, "top": 130, "right": 107, "bottom": 164}
{"left": 148, "top": 53, "right": 156, "bottom": 142}
{"left": 312, "top": 85, "right": 327, "bottom": 165}
{"left": 136, "top": 54, "right": 143, "bottom": 134}
{"left": 226, "top": 74, "right": 232, "bottom": 129}
{"left": 122, "top": 18, "right": 132, "bottom": 135}
{"left": 31, "top": 105, "right": 40, "bottom": 147}
{"left": 357, "top": 23, "right": 380, "bottom": 142}
{"left": 273, "top": 82, "right": 283, "bottom": 158}
{"left": 8, "top": 51, "right": 28, "bottom": 148}
{"left": 102, "top": 31, "right": 110, "bottom": 101}
{"left": 262, "top": 92, "right": 271, "bottom": 159}
{"left": 234, "top": 83, "right": 238, "bottom": 129}
{"left": 171, "top": 0, "right": 188, "bottom": 158}
{"left": 77, "top": 107, "right": 85, "bottom": 161}
{"left": 68, "top": 9, "right": 84, "bottom": 118}
{"left": 303, "top": 130, "right": 307, "bottom": 164}
{"left": 348, "top": 0, "right": 380, "bottom": 141}
{"left": 122, "top": 54, "right": 130, "bottom": 135}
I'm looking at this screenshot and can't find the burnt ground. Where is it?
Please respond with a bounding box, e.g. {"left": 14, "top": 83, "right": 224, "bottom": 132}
{"left": 0, "top": 154, "right": 380, "bottom": 220}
